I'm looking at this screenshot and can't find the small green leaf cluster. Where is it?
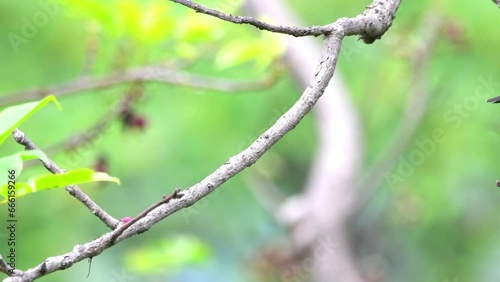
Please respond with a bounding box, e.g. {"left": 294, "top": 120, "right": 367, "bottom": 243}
{"left": 0, "top": 96, "right": 120, "bottom": 203}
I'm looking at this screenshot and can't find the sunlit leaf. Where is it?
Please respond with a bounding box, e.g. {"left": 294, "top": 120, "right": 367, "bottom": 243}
{"left": 0, "top": 150, "right": 48, "bottom": 200}
{"left": 0, "top": 168, "right": 120, "bottom": 203}
{"left": 27, "top": 168, "right": 120, "bottom": 190}
{"left": 0, "top": 95, "right": 61, "bottom": 145}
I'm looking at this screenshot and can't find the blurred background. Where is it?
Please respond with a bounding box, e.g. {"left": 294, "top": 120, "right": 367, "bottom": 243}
{"left": 1, "top": 0, "right": 500, "bottom": 281}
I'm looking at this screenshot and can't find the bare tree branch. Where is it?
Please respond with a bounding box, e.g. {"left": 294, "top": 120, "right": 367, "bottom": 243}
{"left": 170, "top": 0, "right": 332, "bottom": 36}
{"left": 4, "top": 31, "right": 341, "bottom": 282}
{"left": 0, "top": 255, "right": 21, "bottom": 277}
{"left": 3, "top": 0, "right": 401, "bottom": 280}
{"left": 243, "top": 169, "right": 287, "bottom": 216}
{"left": 11, "top": 129, "right": 119, "bottom": 230}
{"left": 170, "top": 0, "right": 400, "bottom": 43}
{"left": 0, "top": 65, "right": 278, "bottom": 106}
{"left": 109, "top": 187, "right": 183, "bottom": 243}
{"left": 339, "top": 0, "right": 401, "bottom": 43}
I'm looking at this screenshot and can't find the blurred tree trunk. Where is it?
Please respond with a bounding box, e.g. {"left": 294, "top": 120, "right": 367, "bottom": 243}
{"left": 244, "top": 1, "right": 365, "bottom": 281}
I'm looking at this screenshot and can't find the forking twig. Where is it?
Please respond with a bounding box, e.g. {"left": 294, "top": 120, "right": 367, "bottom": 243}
{"left": 12, "top": 129, "right": 119, "bottom": 229}
{"left": 0, "top": 65, "right": 278, "bottom": 107}
{"left": 109, "top": 187, "right": 184, "bottom": 243}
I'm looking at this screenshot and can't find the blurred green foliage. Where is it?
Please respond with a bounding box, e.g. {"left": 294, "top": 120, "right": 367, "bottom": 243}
{"left": 287, "top": 0, "right": 500, "bottom": 281}
{"left": 124, "top": 235, "right": 212, "bottom": 274}
{"left": 0, "top": 0, "right": 298, "bottom": 281}
{"left": 1, "top": 0, "right": 500, "bottom": 281}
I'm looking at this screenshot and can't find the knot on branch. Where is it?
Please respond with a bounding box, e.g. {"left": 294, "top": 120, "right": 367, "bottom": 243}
{"left": 359, "top": 0, "right": 399, "bottom": 44}
{"left": 359, "top": 19, "right": 386, "bottom": 44}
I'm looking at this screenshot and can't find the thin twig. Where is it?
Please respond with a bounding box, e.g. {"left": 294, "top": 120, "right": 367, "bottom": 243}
{"left": 109, "top": 187, "right": 183, "bottom": 243}
{"left": 171, "top": 0, "right": 400, "bottom": 44}
{"left": 170, "top": 0, "right": 333, "bottom": 37}
{"left": 0, "top": 255, "right": 21, "bottom": 276}
{"left": 0, "top": 66, "right": 278, "bottom": 106}
{"left": 11, "top": 129, "right": 119, "bottom": 229}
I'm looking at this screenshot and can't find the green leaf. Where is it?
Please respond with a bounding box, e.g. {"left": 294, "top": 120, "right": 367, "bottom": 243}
{"left": 0, "top": 182, "right": 33, "bottom": 204}
{"left": 0, "top": 168, "right": 120, "bottom": 203}
{"left": 0, "top": 150, "right": 48, "bottom": 173}
{"left": 0, "top": 150, "right": 48, "bottom": 201}
{"left": 27, "top": 168, "right": 120, "bottom": 191}
{"left": 0, "top": 95, "right": 62, "bottom": 145}
{"left": 124, "top": 235, "right": 212, "bottom": 274}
